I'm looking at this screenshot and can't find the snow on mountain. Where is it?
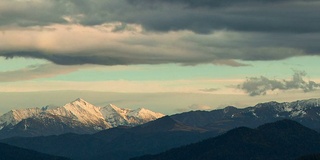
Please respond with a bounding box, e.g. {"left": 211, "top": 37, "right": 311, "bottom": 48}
{"left": 0, "top": 108, "right": 42, "bottom": 129}
{"left": 0, "top": 98, "right": 165, "bottom": 134}
{"left": 171, "top": 98, "right": 320, "bottom": 134}
{"left": 250, "top": 98, "right": 320, "bottom": 118}
{"left": 127, "top": 108, "right": 165, "bottom": 122}
{"left": 101, "top": 104, "right": 128, "bottom": 127}
{"left": 45, "top": 98, "right": 110, "bottom": 128}
{"left": 101, "top": 104, "right": 165, "bottom": 127}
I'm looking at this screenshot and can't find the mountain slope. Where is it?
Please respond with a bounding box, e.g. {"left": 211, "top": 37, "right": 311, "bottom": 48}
{"left": 101, "top": 104, "right": 164, "bottom": 127}
{"left": 3, "top": 98, "right": 320, "bottom": 160}
{"left": 132, "top": 119, "right": 320, "bottom": 160}
{"left": 172, "top": 98, "right": 320, "bottom": 133}
{"left": 0, "top": 142, "right": 70, "bottom": 160}
{"left": 0, "top": 98, "right": 164, "bottom": 139}
{"left": 1, "top": 116, "right": 214, "bottom": 160}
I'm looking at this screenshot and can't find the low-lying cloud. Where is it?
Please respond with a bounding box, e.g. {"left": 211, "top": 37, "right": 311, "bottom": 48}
{"left": 238, "top": 71, "right": 320, "bottom": 96}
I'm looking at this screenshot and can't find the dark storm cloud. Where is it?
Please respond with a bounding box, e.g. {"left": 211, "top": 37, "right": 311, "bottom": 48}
{"left": 238, "top": 71, "right": 320, "bottom": 96}
{"left": 128, "top": 0, "right": 306, "bottom": 8}
{"left": 1, "top": 0, "right": 320, "bottom": 66}
{"left": 0, "top": 0, "right": 69, "bottom": 27}
{"left": 125, "top": 0, "right": 320, "bottom": 33}
{"left": 1, "top": 0, "right": 320, "bottom": 33}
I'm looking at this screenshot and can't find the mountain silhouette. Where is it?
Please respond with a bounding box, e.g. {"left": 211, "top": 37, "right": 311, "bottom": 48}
{"left": 1, "top": 116, "right": 213, "bottom": 160}
{"left": 132, "top": 119, "right": 320, "bottom": 160}
{"left": 0, "top": 142, "right": 70, "bottom": 160}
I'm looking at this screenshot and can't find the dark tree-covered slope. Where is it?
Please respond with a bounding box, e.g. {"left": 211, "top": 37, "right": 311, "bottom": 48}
{"left": 1, "top": 116, "right": 214, "bottom": 160}
{"left": 132, "top": 119, "right": 320, "bottom": 160}
{"left": 0, "top": 143, "right": 70, "bottom": 160}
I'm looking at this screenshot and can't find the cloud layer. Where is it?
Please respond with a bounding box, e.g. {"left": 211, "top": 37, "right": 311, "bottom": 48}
{"left": 238, "top": 71, "right": 320, "bottom": 96}
{"left": 0, "top": 0, "right": 320, "bottom": 66}
{"left": 0, "top": 64, "right": 82, "bottom": 82}
{"left": 2, "top": 0, "right": 319, "bottom": 33}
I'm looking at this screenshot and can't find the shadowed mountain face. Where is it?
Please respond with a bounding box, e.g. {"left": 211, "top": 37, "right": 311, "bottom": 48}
{"left": 1, "top": 116, "right": 214, "bottom": 160}
{"left": 297, "top": 153, "right": 320, "bottom": 160}
{"left": 132, "top": 119, "right": 320, "bottom": 160}
{"left": 0, "top": 143, "right": 70, "bottom": 160}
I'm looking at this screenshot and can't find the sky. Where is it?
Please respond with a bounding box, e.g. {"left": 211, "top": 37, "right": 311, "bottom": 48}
{"left": 0, "top": 0, "right": 320, "bottom": 115}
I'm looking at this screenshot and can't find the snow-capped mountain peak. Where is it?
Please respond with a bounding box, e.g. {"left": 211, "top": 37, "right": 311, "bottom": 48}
{"left": 106, "top": 104, "right": 128, "bottom": 114}
{"left": 101, "top": 104, "right": 165, "bottom": 127}
{"left": 70, "top": 98, "right": 90, "bottom": 105}
{"left": 0, "top": 108, "right": 41, "bottom": 129}
{"left": 248, "top": 98, "right": 320, "bottom": 119}
{"left": 128, "top": 108, "right": 165, "bottom": 120}
{"left": 0, "top": 99, "right": 164, "bottom": 137}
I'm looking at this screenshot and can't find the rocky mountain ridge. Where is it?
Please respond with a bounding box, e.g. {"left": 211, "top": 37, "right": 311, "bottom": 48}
{"left": 0, "top": 98, "right": 164, "bottom": 139}
{"left": 172, "top": 98, "right": 320, "bottom": 133}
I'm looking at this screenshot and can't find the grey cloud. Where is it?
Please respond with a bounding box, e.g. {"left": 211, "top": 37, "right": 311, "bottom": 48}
{"left": 238, "top": 76, "right": 284, "bottom": 96}
{"left": 0, "top": 31, "right": 318, "bottom": 66}
{"left": 1, "top": 0, "right": 320, "bottom": 66}
{"left": 238, "top": 71, "right": 320, "bottom": 96}
{"left": 0, "top": 0, "right": 69, "bottom": 27}
{"left": 128, "top": 0, "right": 310, "bottom": 8}
{"left": 199, "top": 88, "right": 219, "bottom": 92}
{"left": 2, "top": 50, "right": 205, "bottom": 66}
{"left": 284, "top": 71, "right": 320, "bottom": 92}
{"left": 1, "top": 0, "right": 320, "bottom": 34}
{"left": 3, "top": 51, "right": 131, "bottom": 66}
{"left": 0, "top": 63, "right": 82, "bottom": 82}
{"left": 124, "top": 0, "right": 320, "bottom": 33}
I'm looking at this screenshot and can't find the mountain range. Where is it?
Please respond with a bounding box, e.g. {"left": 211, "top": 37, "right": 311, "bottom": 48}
{"left": 1, "top": 98, "right": 320, "bottom": 159}
{"left": 0, "top": 98, "right": 164, "bottom": 139}
{"left": 132, "top": 119, "right": 320, "bottom": 160}
{"left": 1, "top": 116, "right": 213, "bottom": 160}
{"left": 171, "top": 98, "right": 320, "bottom": 133}
{"left": 0, "top": 142, "right": 70, "bottom": 160}
{"left": 3, "top": 117, "right": 320, "bottom": 160}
